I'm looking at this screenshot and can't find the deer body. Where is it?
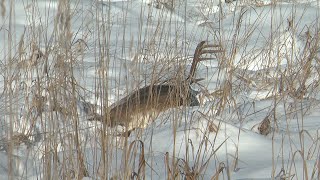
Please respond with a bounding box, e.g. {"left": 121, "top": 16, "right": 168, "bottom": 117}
{"left": 93, "top": 41, "right": 222, "bottom": 129}
{"left": 108, "top": 84, "right": 200, "bottom": 127}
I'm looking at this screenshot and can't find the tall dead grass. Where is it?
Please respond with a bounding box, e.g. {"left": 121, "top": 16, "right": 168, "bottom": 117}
{"left": 1, "top": 0, "right": 320, "bottom": 179}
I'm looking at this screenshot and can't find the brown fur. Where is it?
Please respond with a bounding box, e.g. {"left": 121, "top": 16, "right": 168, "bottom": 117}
{"left": 100, "top": 41, "right": 223, "bottom": 128}
{"left": 107, "top": 84, "right": 199, "bottom": 127}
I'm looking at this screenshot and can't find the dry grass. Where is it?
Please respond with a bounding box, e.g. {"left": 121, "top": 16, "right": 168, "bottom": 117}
{"left": 1, "top": 0, "right": 320, "bottom": 179}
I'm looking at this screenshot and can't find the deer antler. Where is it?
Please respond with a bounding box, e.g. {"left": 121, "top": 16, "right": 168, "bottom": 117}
{"left": 187, "top": 41, "right": 224, "bottom": 83}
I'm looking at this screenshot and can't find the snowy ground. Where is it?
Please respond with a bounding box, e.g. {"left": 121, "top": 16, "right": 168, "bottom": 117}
{"left": 1, "top": 0, "right": 320, "bottom": 179}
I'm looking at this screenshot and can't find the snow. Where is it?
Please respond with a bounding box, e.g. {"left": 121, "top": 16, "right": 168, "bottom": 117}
{"left": 1, "top": 0, "right": 320, "bottom": 179}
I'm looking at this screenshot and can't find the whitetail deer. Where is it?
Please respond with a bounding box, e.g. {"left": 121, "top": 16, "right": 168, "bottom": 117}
{"left": 93, "top": 41, "right": 222, "bottom": 129}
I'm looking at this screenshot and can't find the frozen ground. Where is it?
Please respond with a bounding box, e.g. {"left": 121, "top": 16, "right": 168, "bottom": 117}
{"left": 1, "top": 0, "right": 320, "bottom": 179}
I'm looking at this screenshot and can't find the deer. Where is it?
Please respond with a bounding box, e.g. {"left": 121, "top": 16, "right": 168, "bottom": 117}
{"left": 89, "top": 41, "right": 223, "bottom": 130}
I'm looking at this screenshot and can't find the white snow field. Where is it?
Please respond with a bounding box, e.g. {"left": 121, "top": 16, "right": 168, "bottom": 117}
{"left": 1, "top": 0, "right": 320, "bottom": 179}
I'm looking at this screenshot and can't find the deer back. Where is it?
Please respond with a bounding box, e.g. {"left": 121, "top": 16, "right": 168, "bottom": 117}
{"left": 108, "top": 84, "right": 199, "bottom": 127}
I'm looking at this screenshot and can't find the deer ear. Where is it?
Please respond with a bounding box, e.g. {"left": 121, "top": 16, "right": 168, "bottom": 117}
{"left": 189, "top": 90, "right": 200, "bottom": 106}
{"left": 192, "top": 78, "right": 205, "bottom": 84}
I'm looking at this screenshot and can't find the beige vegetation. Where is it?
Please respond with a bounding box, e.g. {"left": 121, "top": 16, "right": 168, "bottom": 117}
{"left": 1, "top": 0, "right": 320, "bottom": 179}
